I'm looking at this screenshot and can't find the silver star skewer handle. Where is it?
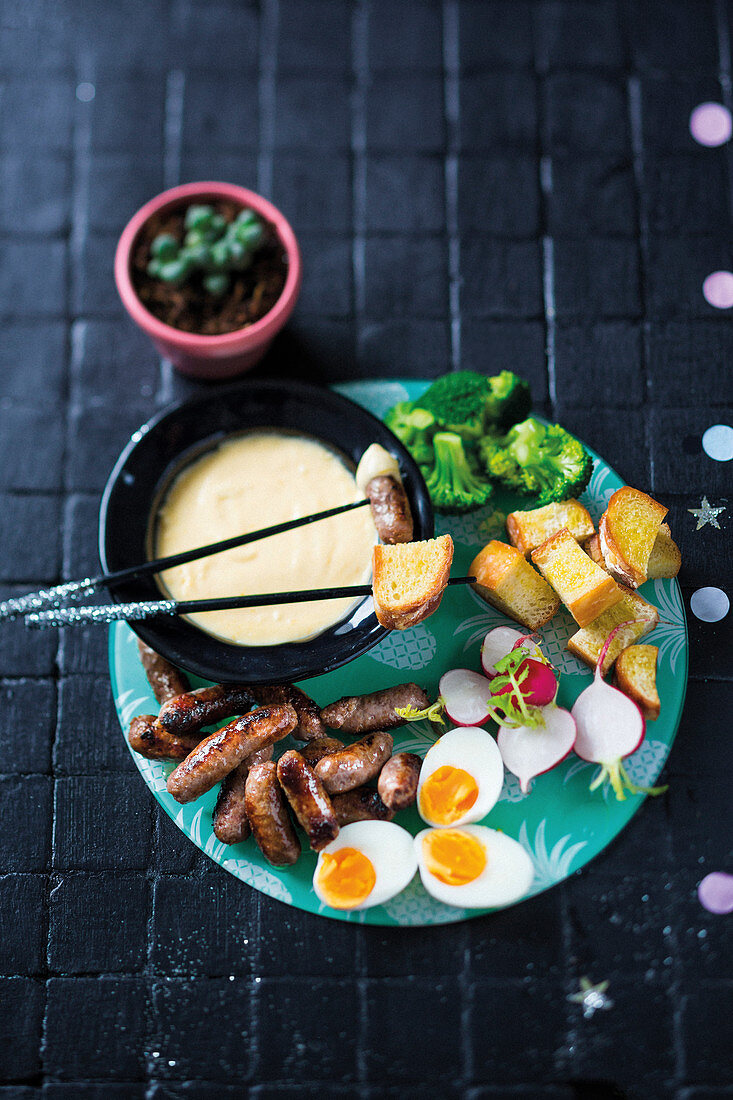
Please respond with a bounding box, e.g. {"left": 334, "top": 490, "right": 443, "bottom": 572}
{"left": 25, "top": 599, "right": 178, "bottom": 628}
{"left": 0, "top": 579, "right": 100, "bottom": 622}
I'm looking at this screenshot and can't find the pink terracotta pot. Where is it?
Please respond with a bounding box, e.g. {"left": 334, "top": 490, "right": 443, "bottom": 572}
{"left": 114, "top": 181, "right": 302, "bottom": 380}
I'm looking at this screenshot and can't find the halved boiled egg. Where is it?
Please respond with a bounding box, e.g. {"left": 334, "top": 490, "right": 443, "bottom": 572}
{"left": 417, "top": 726, "right": 504, "bottom": 828}
{"left": 313, "top": 820, "right": 417, "bottom": 911}
{"left": 415, "top": 825, "right": 535, "bottom": 909}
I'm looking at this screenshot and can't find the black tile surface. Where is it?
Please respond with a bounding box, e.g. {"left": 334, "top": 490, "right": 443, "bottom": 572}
{"left": 0, "top": 2, "right": 731, "bottom": 1096}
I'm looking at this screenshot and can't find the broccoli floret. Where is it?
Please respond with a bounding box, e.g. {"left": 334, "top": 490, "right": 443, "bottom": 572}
{"left": 417, "top": 371, "right": 491, "bottom": 439}
{"left": 384, "top": 401, "right": 435, "bottom": 466}
{"left": 485, "top": 370, "right": 532, "bottom": 430}
{"left": 425, "top": 431, "right": 494, "bottom": 512}
{"left": 480, "top": 417, "right": 593, "bottom": 506}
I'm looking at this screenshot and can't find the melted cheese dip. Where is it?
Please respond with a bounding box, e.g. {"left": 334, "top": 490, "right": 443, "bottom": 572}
{"left": 154, "top": 432, "right": 377, "bottom": 646}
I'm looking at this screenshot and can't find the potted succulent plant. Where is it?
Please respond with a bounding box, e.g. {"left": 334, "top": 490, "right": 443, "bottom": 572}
{"left": 115, "top": 182, "right": 302, "bottom": 379}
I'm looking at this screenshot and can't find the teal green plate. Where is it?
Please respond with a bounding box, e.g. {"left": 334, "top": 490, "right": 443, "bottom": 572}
{"left": 109, "top": 379, "right": 688, "bottom": 926}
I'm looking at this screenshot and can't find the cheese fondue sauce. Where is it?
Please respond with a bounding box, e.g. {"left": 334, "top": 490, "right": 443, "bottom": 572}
{"left": 154, "top": 432, "right": 377, "bottom": 647}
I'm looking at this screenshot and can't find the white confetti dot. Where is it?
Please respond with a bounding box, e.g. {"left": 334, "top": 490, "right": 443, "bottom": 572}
{"left": 690, "top": 586, "right": 729, "bottom": 622}
{"left": 76, "top": 82, "right": 96, "bottom": 102}
{"left": 703, "top": 270, "right": 733, "bottom": 309}
{"left": 689, "top": 102, "right": 732, "bottom": 147}
{"left": 702, "top": 423, "right": 733, "bottom": 462}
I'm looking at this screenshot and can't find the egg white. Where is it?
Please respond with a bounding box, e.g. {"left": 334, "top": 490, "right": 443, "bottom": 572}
{"left": 415, "top": 825, "right": 535, "bottom": 909}
{"left": 417, "top": 726, "right": 504, "bottom": 828}
{"left": 313, "top": 820, "right": 418, "bottom": 911}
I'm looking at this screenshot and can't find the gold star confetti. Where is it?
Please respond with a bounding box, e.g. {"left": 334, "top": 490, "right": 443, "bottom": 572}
{"left": 567, "top": 976, "right": 614, "bottom": 1019}
{"left": 688, "top": 496, "right": 726, "bottom": 530}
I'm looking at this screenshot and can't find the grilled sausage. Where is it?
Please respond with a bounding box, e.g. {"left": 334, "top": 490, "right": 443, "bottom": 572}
{"left": 212, "top": 744, "right": 274, "bottom": 845}
{"left": 167, "top": 704, "right": 297, "bottom": 804}
{"left": 158, "top": 684, "right": 258, "bottom": 737}
{"left": 276, "top": 750, "right": 339, "bottom": 852}
{"left": 250, "top": 684, "right": 325, "bottom": 741}
{"left": 137, "top": 640, "right": 190, "bottom": 704}
{"left": 366, "top": 474, "right": 413, "bottom": 544}
{"left": 245, "top": 761, "right": 301, "bottom": 865}
{"left": 331, "top": 787, "right": 394, "bottom": 825}
{"left": 300, "top": 736, "right": 344, "bottom": 767}
{"left": 378, "top": 752, "right": 422, "bottom": 811}
{"left": 128, "top": 714, "right": 200, "bottom": 760}
{"left": 320, "top": 684, "right": 429, "bottom": 734}
{"left": 314, "top": 731, "right": 394, "bottom": 794}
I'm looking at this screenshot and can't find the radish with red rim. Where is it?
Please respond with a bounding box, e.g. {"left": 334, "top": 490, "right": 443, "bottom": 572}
{"left": 570, "top": 622, "right": 668, "bottom": 801}
{"left": 481, "top": 626, "right": 542, "bottom": 677}
{"left": 497, "top": 704, "right": 576, "bottom": 794}
{"left": 438, "top": 669, "right": 493, "bottom": 727}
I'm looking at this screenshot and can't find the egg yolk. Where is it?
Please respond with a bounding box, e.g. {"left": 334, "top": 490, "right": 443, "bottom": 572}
{"left": 422, "top": 829, "right": 487, "bottom": 886}
{"left": 419, "top": 765, "right": 479, "bottom": 825}
{"left": 316, "top": 847, "right": 377, "bottom": 909}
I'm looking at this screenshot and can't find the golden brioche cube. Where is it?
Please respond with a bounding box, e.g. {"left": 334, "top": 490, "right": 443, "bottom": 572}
{"left": 506, "top": 499, "right": 595, "bottom": 557}
{"left": 599, "top": 486, "right": 668, "bottom": 588}
{"left": 587, "top": 524, "right": 681, "bottom": 581}
{"left": 647, "top": 523, "right": 681, "bottom": 580}
{"left": 372, "top": 534, "right": 453, "bottom": 631}
{"left": 469, "top": 540, "right": 560, "bottom": 631}
{"left": 531, "top": 527, "right": 623, "bottom": 628}
{"left": 614, "top": 645, "right": 660, "bottom": 721}
{"left": 567, "top": 586, "right": 659, "bottom": 675}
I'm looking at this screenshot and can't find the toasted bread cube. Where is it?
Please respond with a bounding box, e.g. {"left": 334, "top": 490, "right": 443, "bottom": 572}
{"left": 373, "top": 534, "right": 453, "bottom": 631}
{"left": 647, "top": 523, "right": 681, "bottom": 580}
{"left": 599, "top": 487, "right": 668, "bottom": 588}
{"left": 614, "top": 645, "right": 660, "bottom": 721}
{"left": 567, "top": 587, "right": 659, "bottom": 675}
{"left": 587, "top": 522, "right": 681, "bottom": 581}
{"left": 531, "top": 527, "right": 623, "bottom": 627}
{"left": 506, "top": 499, "right": 595, "bottom": 557}
{"left": 469, "top": 540, "right": 560, "bottom": 631}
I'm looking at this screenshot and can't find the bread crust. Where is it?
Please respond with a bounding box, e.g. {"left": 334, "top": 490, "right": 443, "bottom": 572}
{"left": 599, "top": 487, "right": 668, "bottom": 588}
{"left": 372, "top": 535, "right": 453, "bottom": 630}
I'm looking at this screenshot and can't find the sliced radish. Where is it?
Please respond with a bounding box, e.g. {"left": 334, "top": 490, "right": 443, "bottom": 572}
{"left": 497, "top": 705, "right": 576, "bottom": 794}
{"left": 439, "top": 668, "right": 492, "bottom": 727}
{"left": 481, "top": 626, "right": 526, "bottom": 677}
{"left": 491, "top": 657, "right": 557, "bottom": 709}
{"left": 570, "top": 622, "right": 666, "bottom": 801}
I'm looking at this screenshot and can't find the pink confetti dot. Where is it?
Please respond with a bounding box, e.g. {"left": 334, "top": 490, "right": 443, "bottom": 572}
{"left": 703, "top": 270, "right": 733, "bottom": 309}
{"left": 689, "top": 102, "right": 732, "bottom": 147}
{"left": 698, "top": 871, "right": 733, "bottom": 914}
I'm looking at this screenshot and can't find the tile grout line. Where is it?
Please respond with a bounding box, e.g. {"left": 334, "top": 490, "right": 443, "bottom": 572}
{"left": 627, "top": 73, "right": 655, "bottom": 490}
{"left": 156, "top": 69, "right": 186, "bottom": 408}
{"left": 351, "top": 0, "right": 368, "bottom": 347}
{"left": 443, "top": 0, "right": 461, "bottom": 372}
{"left": 533, "top": 33, "right": 557, "bottom": 416}
{"left": 257, "top": 0, "right": 279, "bottom": 200}
{"left": 44, "top": 55, "right": 96, "bottom": 1080}
{"left": 714, "top": 0, "right": 733, "bottom": 222}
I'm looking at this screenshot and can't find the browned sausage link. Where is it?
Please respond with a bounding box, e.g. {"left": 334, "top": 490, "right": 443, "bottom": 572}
{"left": 314, "top": 731, "right": 394, "bottom": 795}
{"left": 377, "top": 752, "right": 422, "bottom": 811}
{"left": 300, "top": 736, "right": 344, "bottom": 767}
{"left": 276, "top": 750, "right": 339, "bottom": 852}
{"left": 331, "top": 787, "right": 395, "bottom": 826}
{"left": 245, "top": 761, "right": 301, "bottom": 866}
{"left": 212, "top": 762, "right": 251, "bottom": 844}
{"left": 212, "top": 744, "right": 274, "bottom": 845}
{"left": 167, "top": 704, "right": 297, "bottom": 804}
{"left": 128, "top": 715, "right": 200, "bottom": 760}
{"left": 250, "top": 684, "right": 325, "bottom": 741}
{"left": 366, "top": 474, "right": 414, "bottom": 544}
{"left": 137, "top": 640, "right": 190, "bottom": 705}
{"left": 321, "top": 683, "right": 429, "bottom": 735}
{"left": 158, "top": 683, "right": 258, "bottom": 737}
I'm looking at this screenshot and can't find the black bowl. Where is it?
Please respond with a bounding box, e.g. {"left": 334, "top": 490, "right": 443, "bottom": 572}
{"left": 99, "top": 378, "right": 434, "bottom": 683}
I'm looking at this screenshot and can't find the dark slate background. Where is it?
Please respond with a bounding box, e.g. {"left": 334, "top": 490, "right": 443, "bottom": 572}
{"left": 1, "top": 1, "right": 732, "bottom": 1097}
